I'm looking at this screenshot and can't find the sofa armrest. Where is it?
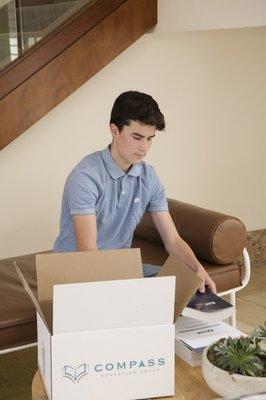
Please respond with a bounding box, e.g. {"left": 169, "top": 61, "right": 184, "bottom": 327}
{"left": 134, "top": 199, "right": 247, "bottom": 265}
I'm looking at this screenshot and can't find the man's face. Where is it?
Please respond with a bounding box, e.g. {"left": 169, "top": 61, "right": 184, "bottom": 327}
{"left": 110, "top": 120, "right": 156, "bottom": 171}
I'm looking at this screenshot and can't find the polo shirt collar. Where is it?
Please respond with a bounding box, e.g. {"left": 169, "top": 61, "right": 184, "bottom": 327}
{"left": 101, "top": 146, "right": 141, "bottom": 179}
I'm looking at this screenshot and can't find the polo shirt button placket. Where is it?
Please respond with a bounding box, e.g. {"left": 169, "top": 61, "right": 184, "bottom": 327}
{"left": 119, "top": 177, "right": 129, "bottom": 209}
{"left": 120, "top": 189, "right": 128, "bottom": 207}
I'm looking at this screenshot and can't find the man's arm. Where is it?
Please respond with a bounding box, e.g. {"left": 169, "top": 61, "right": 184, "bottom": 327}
{"left": 151, "top": 211, "right": 217, "bottom": 293}
{"left": 72, "top": 214, "right": 98, "bottom": 251}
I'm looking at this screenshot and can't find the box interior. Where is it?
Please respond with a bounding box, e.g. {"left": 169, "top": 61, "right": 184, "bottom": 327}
{"left": 14, "top": 248, "right": 202, "bottom": 332}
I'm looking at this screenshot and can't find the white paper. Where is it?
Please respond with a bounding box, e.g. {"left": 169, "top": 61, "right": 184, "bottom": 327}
{"left": 175, "top": 316, "right": 244, "bottom": 349}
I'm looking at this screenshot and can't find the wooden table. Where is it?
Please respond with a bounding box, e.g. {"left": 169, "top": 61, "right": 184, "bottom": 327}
{"left": 32, "top": 355, "right": 217, "bottom": 400}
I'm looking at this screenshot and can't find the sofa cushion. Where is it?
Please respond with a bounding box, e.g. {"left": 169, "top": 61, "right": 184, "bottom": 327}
{"left": 134, "top": 199, "right": 247, "bottom": 265}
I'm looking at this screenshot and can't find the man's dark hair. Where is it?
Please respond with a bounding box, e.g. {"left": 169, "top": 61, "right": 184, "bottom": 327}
{"left": 110, "top": 91, "right": 165, "bottom": 132}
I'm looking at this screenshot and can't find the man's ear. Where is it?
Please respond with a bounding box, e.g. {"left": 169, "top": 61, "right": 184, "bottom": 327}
{"left": 109, "top": 123, "right": 119, "bottom": 139}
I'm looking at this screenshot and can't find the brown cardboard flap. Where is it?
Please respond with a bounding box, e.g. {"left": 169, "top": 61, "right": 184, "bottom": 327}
{"left": 36, "top": 249, "right": 143, "bottom": 301}
{"left": 158, "top": 255, "right": 202, "bottom": 320}
{"left": 40, "top": 300, "right": 53, "bottom": 332}
{"left": 13, "top": 262, "right": 51, "bottom": 332}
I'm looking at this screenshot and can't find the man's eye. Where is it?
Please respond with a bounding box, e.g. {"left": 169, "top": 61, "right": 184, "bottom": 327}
{"left": 133, "top": 136, "right": 141, "bottom": 140}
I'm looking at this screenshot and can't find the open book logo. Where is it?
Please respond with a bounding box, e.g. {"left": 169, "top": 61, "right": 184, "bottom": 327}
{"left": 62, "top": 364, "right": 89, "bottom": 383}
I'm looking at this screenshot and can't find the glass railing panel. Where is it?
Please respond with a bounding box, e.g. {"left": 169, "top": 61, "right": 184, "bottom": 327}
{"left": 0, "top": 0, "right": 18, "bottom": 70}
{"left": 0, "top": 0, "right": 97, "bottom": 72}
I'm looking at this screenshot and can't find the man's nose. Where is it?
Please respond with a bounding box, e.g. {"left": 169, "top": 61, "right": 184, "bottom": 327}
{"left": 139, "top": 140, "right": 149, "bottom": 152}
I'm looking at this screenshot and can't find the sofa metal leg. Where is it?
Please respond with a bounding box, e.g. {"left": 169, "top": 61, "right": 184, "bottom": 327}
{"left": 0, "top": 342, "right": 37, "bottom": 355}
{"left": 229, "top": 292, "right": 236, "bottom": 327}
{"left": 218, "top": 248, "right": 251, "bottom": 328}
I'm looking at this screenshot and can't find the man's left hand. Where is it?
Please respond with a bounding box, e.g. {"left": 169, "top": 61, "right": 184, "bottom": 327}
{"left": 196, "top": 265, "right": 217, "bottom": 294}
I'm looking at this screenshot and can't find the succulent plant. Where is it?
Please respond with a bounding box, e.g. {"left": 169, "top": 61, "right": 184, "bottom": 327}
{"left": 251, "top": 321, "right": 266, "bottom": 339}
{"left": 207, "top": 322, "right": 266, "bottom": 377}
{"left": 258, "top": 337, "right": 266, "bottom": 356}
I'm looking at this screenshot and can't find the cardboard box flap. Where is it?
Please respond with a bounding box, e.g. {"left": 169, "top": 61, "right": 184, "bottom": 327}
{"left": 158, "top": 255, "right": 201, "bottom": 320}
{"left": 40, "top": 300, "right": 53, "bottom": 332}
{"left": 36, "top": 249, "right": 143, "bottom": 302}
{"left": 52, "top": 276, "right": 175, "bottom": 334}
{"left": 13, "top": 262, "right": 51, "bottom": 332}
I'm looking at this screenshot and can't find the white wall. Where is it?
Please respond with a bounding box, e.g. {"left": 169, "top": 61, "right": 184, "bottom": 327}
{"left": 155, "top": 0, "right": 266, "bottom": 32}
{"left": 0, "top": 26, "right": 266, "bottom": 258}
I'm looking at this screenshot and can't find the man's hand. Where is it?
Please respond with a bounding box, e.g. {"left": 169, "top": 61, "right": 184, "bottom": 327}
{"left": 196, "top": 264, "right": 217, "bottom": 294}
{"left": 150, "top": 211, "right": 217, "bottom": 294}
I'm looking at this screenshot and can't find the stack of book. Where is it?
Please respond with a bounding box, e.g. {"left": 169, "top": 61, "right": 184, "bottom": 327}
{"left": 175, "top": 290, "right": 244, "bottom": 367}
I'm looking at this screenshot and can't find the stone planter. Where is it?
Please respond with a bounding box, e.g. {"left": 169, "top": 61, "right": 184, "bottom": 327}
{"left": 202, "top": 346, "right": 266, "bottom": 399}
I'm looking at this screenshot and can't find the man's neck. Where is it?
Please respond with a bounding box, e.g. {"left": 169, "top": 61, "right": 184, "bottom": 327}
{"left": 109, "top": 144, "right": 132, "bottom": 173}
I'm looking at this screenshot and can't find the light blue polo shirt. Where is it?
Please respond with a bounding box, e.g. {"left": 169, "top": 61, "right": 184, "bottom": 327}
{"left": 53, "top": 145, "right": 168, "bottom": 252}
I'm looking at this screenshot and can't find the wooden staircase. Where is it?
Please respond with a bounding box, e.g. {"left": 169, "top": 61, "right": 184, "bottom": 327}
{"left": 0, "top": 0, "right": 157, "bottom": 150}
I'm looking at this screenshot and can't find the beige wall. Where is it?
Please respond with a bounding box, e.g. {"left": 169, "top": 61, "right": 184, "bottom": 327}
{"left": 156, "top": 0, "right": 266, "bottom": 32}
{"left": 0, "top": 26, "right": 266, "bottom": 258}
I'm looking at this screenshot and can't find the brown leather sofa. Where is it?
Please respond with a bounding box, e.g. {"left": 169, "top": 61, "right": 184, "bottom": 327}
{"left": 0, "top": 199, "right": 247, "bottom": 351}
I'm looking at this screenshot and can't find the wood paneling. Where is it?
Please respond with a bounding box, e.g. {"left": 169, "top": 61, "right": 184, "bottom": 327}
{"left": 0, "top": 0, "right": 157, "bottom": 150}
{"left": 0, "top": 0, "right": 127, "bottom": 96}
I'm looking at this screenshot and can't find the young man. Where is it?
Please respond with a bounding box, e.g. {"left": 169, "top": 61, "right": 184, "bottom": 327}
{"left": 53, "top": 91, "right": 216, "bottom": 293}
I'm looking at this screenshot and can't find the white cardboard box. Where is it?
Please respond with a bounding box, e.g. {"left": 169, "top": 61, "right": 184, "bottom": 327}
{"left": 15, "top": 248, "right": 201, "bottom": 400}
{"left": 174, "top": 339, "right": 202, "bottom": 367}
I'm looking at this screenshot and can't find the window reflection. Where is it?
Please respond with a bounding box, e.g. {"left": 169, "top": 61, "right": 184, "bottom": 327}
{"left": 0, "top": 0, "right": 18, "bottom": 70}
{"left": 0, "top": 0, "right": 95, "bottom": 72}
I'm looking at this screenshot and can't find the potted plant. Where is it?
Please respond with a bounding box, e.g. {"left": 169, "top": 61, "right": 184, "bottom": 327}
{"left": 202, "top": 322, "right": 266, "bottom": 399}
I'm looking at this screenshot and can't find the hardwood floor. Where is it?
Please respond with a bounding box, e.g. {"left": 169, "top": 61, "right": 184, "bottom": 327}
{"left": 235, "top": 261, "right": 266, "bottom": 334}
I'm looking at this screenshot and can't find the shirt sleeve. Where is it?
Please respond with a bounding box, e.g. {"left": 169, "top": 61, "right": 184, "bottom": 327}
{"left": 65, "top": 170, "right": 99, "bottom": 215}
{"left": 146, "top": 167, "right": 168, "bottom": 212}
